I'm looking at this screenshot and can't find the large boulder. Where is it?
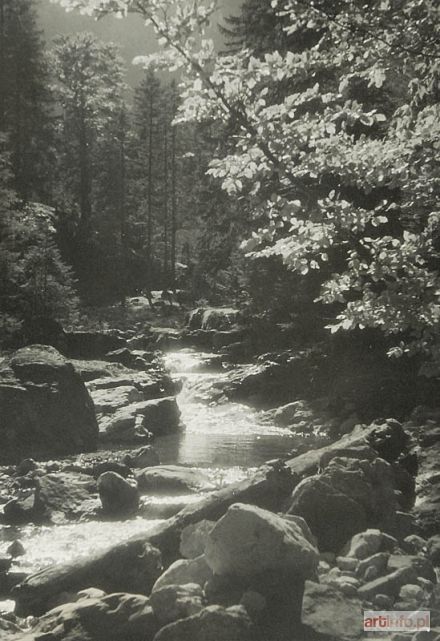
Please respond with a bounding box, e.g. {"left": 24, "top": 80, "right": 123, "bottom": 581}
{"left": 136, "top": 466, "right": 214, "bottom": 495}
{"left": 33, "top": 591, "right": 158, "bottom": 641}
{"left": 138, "top": 397, "right": 181, "bottom": 436}
{"left": 97, "top": 472, "right": 139, "bottom": 516}
{"left": 153, "top": 605, "right": 253, "bottom": 641}
{"left": 0, "top": 345, "right": 98, "bottom": 463}
{"left": 100, "top": 397, "right": 180, "bottom": 444}
{"left": 14, "top": 540, "right": 163, "bottom": 616}
{"left": 288, "top": 476, "right": 368, "bottom": 553}
{"left": 288, "top": 455, "right": 400, "bottom": 552}
{"left": 205, "top": 503, "right": 318, "bottom": 579}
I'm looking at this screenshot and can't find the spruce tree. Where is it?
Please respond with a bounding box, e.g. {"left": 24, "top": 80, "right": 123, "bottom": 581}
{"left": 0, "top": 0, "right": 53, "bottom": 201}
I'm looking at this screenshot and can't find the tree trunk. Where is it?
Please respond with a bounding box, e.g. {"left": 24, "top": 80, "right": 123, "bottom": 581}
{"left": 0, "top": 0, "right": 5, "bottom": 128}
{"left": 163, "top": 120, "right": 169, "bottom": 286}
{"left": 146, "top": 90, "right": 153, "bottom": 277}
{"left": 78, "top": 100, "right": 92, "bottom": 238}
{"left": 119, "top": 110, "right": 127, "bottom": 303}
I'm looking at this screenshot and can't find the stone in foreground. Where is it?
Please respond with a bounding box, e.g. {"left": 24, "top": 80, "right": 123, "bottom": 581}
{"left": 33, "top": 592, "right": 158, "bottom": 641}
{"left": 205, "top": 503, "right": 318, "bottom": 579}
{"left": 0, "top": 345, "right": 98, "bottom": 463}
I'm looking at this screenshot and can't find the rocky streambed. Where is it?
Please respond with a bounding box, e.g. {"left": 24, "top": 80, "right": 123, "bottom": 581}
{"left": 0, "top": 312, "right": 440, "bottom": 640}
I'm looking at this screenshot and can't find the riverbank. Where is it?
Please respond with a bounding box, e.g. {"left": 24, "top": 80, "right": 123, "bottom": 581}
{"left": 1, "top": 302, "right": 440, "bottom": 640}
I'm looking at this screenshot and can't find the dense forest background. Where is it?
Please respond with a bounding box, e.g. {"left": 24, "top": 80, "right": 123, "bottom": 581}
{"left": 0, "top": 0, "right": 439, "bottom": 377}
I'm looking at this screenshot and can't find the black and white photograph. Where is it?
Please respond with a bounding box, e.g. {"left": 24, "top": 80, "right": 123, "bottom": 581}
{"left": 0, "top": 0, "right": 439, "bottom": 639}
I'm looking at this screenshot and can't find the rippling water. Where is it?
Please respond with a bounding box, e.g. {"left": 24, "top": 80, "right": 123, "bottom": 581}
{"left": 1, "top": 348, "right": 299, "bottom": 576}
{"left": 157, "top": 349, "right": 298, "bottom": 467}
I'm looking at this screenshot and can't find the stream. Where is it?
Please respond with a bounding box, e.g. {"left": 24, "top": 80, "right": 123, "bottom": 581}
{"left": 0, "top": 348, "right": 303, "bottom": 606}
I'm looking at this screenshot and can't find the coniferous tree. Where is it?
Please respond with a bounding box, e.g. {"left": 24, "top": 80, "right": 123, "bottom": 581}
{"left": 0, "top": 0, "right": 53, "bottom": 201}
{"left": 51, "top": 33, "right": 127, "bottom": 302}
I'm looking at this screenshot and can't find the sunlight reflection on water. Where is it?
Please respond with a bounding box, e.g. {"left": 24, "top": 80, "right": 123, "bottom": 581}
{"left": 4, "top": 349, "right": 299, "bottom": 577}
{"left": 1, "top": 518, "right": 163, "bottom": 574}
{"left": 158, "top": 350, "right": 298, "bottom": 466}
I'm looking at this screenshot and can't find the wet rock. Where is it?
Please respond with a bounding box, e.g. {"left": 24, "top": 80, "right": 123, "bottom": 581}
{"left": 136, "top": 466, "right": 213, "bottom": 495}
{"left": 0, "top": 345, "right": 98, "bottom": 464}
{"left": 33, "top": 473, "right": 97, "bottom": 522}
{"left": 153, "top": 556, "right": 213, "bottom": 592}
{"left": 180, "top": 520, "right": 215, "bottom": 559}
{"left": 224, "top": 351, "right": 320, "bottom": 408}
{"left": 3, "top": 494, "right": 35, "bottom": 525}
{"left": 90, "top": 385, "right": 143, "bottom": 414}
{"left": 15, "top": 460, "right": 295, "bottom": 614}
{"left": 153, "top": 604, "right": 253, "bottom": 641}
{"left": 187, "top": 307, "right": 240, "bottom": 331}
{"left": 97, "top": 472, "right": 139, "bottom": 515}
{"left": 13, "top": 540, "right": 162, "bottom": 616}
{"left": 124, "top": 446, "right": 160, "bottom": 469}
{"left": 205, "top": 503, "right": 318, "bottom": 579}
{"left": 150, "top": 583, "right": 204, "bottom": 625}
{"left": 100, "top": 397, "right": 180, "bottom": 443}
{"left": 34, "top": 591, "right": 158, "bottom": 641}
{"left": 301, "top": 580, "right": 364, "bottom": 640}
{"left": 6, "top": 540, "right": 25, "bottom": 558}
{"left": 0, "top": 554, "right": 12, "bottom": 573}
{"left": 136, "top": 397, "right": 181, "bottom": 436}
{"left": 99, "top": 406, "right": 153, "bottom": 445}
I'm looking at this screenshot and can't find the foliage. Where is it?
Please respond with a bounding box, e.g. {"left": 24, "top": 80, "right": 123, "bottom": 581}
{"left": 0, "top": 144, "right": 79, "bottom": 342}
{"left": 51, "top": 0, "right": 440, "bottom": 371}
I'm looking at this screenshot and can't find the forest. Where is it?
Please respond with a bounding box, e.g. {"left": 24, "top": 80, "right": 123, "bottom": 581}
{"left": 0, "top": 1, "right": 440, "bottom": 640}
{"left": 0, "top": 0, "right": 438, "bottom": 371}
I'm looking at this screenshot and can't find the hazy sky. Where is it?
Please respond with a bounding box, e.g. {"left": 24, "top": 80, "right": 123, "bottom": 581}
{"left": 37, "top": 0, "right": 240, "bottom": 89}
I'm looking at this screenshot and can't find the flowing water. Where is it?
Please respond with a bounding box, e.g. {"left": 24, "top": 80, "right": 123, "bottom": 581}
{"left": 0, "top": 348, "right": 301, "bottom": 581}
